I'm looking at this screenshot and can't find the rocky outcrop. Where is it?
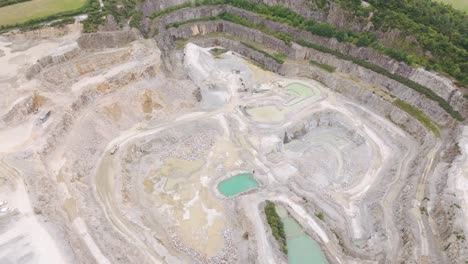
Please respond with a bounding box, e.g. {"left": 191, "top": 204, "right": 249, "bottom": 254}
{"left": 25, "top": 43, "right": 81, "bottom": 80}
{"left": 138, "top": 0, "right": 189, "bottom": 16}
{"left": 195, "top": 37, "right": 283, "bottom": 72}
{"left": 258, "top": 0, "right": 370, "bottom": 31}
{"left": 156, "top": 5, "right": 225, "bottom": 34}
{"left": 166, "top": 20, "right": 291, "bottom": 55}
{"left": 159, "top": 20, "right": 284, "bottom": 72}
{"left": 77, "top": 29, "right": 141, "bottom": 49}
{"left": 256, "top": 0, "right": 328, "bottom": 26}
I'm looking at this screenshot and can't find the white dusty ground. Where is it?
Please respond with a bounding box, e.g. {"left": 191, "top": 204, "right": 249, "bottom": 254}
{"left": 0, "top": 158, "right": 67, "bottom": 264}
{"left": 0, "top": 25, "right": 466, "bottom": 264}
{"left": 449, "top": 126, "right": 468, "bottom": 231}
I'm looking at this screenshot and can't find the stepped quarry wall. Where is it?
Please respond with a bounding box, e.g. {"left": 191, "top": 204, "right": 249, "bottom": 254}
{"left": 77, "top": 28, "right": 141, "bottom": 50}
{"left": 148, "top": 4, "right": 467, "bottom": 118}
{"left": 155, "top": 17, "right": 455, "bottom": 127}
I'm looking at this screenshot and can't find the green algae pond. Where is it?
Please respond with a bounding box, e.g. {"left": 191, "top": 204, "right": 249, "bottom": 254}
{"left": 286, "top": 82, "right": 321, "bottom": 108}
{"left": 287, "top": 83, "right": 314, "bottom": 98}
{"left": 276, "top": 205, "right": 328, "bottom": 264}
{"left": 217, "top": 173, "right": 259, "bottom": 197}
{"left": 245, "top": 82, "right": 322, "bottom": 123}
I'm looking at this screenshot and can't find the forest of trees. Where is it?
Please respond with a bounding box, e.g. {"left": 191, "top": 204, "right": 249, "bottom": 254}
{"left": 342, "top": 0, "right": 468, "bottom": 86}
{"left": 192, "top": 0, "right": 468, "bottom": 86}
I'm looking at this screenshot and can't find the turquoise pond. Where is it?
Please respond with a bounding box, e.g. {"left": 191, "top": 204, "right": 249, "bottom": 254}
{"left": 217, "top": 173, "right": 259, "bottom": 197}
{"left": 276, "top": 206, "right": 328, "bottom": 264}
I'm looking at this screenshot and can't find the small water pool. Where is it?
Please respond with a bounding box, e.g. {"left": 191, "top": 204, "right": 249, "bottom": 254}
{"left": 287, "top": 83, "right": 314, "bottom": 98}
{"left": 217, "top": 173, "right": 259, "bottom": 197}
{"left": 285, "top": 82, "right": 321, "bottom": 109}
{"left": 288, "top": 234, "right": 327, "bottom": 264}
{"left": 276, "top": 205, "right": 328, "bottom": 264}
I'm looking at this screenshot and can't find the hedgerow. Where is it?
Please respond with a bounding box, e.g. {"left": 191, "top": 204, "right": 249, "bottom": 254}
{"left": 0, "top": 0, "right": 30, "bottom": 8}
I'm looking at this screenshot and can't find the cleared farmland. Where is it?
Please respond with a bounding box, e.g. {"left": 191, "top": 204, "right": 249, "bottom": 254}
{"left": 0, "top": 0, "right": 87, "bottom": 26}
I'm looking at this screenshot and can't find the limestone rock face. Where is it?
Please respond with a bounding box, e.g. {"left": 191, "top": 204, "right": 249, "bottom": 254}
{"left": 138, "top": 0, "right": 190, "bottom": 16}
{"left": 26, "top": 43, "right": 81, "bottom": 80}
{"left": 148, "top": 4, "right": 467, "bottom": 120}
{"left": 77, "top": 28, "right": 141, "bottom": 49}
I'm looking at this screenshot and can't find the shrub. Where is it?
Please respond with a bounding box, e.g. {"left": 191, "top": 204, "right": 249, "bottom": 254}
{"left": 315, "top": 212, "right": 325, "bottom": 221}
{"left": 129, "top": 11, "right": 142, "bottom": 29}
{"left": 309, "top": 59, "right": 335, "bottom": 72}
{"left": 241, "top": 41, "right": 285, "bottom": 64}
{"left": 49, "top": 17, "right": 75, "bottom": 28}
{"left": 393, "top": 99, "right": 441, "bottom": 137}
{"left": 264, "top": 201, "right": 287, "bottom": 254}
{"left": 0, "top": 0, "right": 30, "bottom": 8}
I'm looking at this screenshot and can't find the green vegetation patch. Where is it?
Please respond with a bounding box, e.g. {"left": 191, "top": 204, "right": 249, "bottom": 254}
{"left": 272, "top": 52, "right": 287, "bottom": 63}
{"left": 103, "top": 0, "right": 137, "bottom": 25}
{"left": 0, "top": 0, "right": 88, "bottom": 27}
{"left": 210, "top": 48, "right": 228, "bottom": 57}
{"left": 309, "top": 59, "right": 336, "bottom": 72}
{"left": 49, "top": 17, "right": 75, "bottom": 28}
{"left": 82, "top": 0, "right": 141, "bottom": 33}
{"left": 364, "top": 0, "right": 468, "bottom": 86}
{"left": 166, "top": 16, "right": 218, "bottom": 29}
{"left": 241, "top": 41, "right": 285, "bottom": 64}
{"left": 129, "top": 10, "right": 142, "bottom": 29}
{"left": 218, "top": 11, "right": 292, "bottom": 45}
{"left": 437, "top": 0, "right": 468, "bottom": 12}
{"left": 149, "top": 2, "right": 192, "bottom": 19}
{"left": 393, "top": 99, "right": 441, "bottom": 137}
{"left": 315, "top": 212, "right": 325, "bottom": 221}
{"left": 265, "top": 201, "right": 287, "bottom": 254}
{"left": 0, "top": 0, "right": 30, "bottom": 8}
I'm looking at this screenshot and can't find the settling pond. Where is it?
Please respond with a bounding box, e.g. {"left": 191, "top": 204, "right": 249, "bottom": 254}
{"left": 217, "top": 173, "right": 259, "bottom": 197}
{"left": 245, "top": 82, "right": 321, "bottom": 123}
{"left": 276, "top": 205, "right": 328, "bottom": 264}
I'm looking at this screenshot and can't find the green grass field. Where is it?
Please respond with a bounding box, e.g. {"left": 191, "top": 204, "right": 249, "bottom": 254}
{"left": 0, "top": 0, "right": 87, "bottom": 26}
{"left": 437, "top": 0, "right": 468, "bottom": 13}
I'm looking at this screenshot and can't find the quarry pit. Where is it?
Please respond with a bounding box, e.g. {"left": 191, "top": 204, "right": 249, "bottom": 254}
{"left": 0, "top": 8, "right": 467, "bottom": 264}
